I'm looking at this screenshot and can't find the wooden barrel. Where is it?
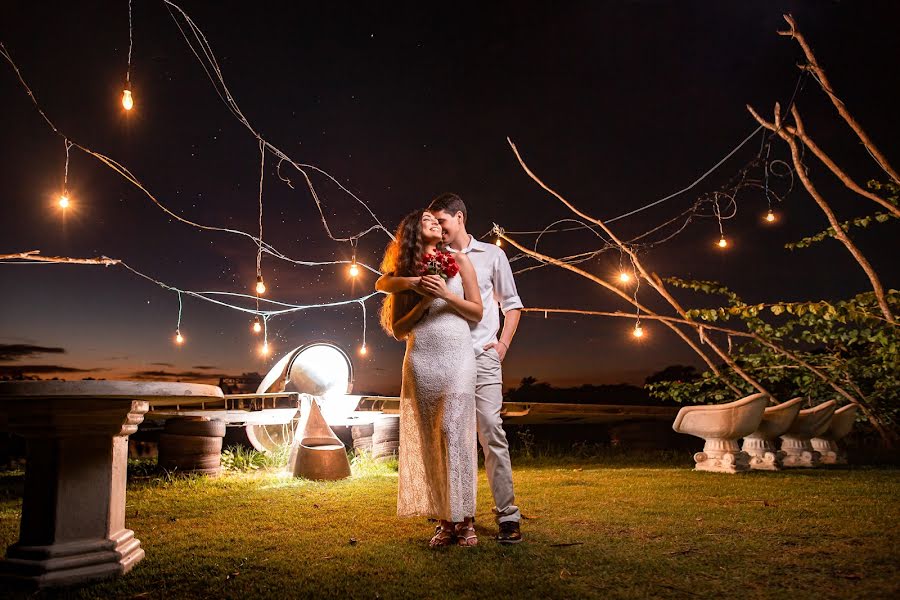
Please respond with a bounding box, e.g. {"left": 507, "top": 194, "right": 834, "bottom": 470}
{"left": 158, "top": 417, "right": 225, "bottom": 475}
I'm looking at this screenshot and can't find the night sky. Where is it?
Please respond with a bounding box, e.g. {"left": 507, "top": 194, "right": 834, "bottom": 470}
{"left": 1, "top": 1, "right": 898, "bottom": 394}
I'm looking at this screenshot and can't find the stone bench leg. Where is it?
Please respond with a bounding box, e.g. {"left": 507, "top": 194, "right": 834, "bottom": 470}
{"left": 742, "top": 435, "right": 783, "bottom": 471}
{"left": 780, "top": 435, "right": 821, "bottom": 468}
{"left": 0, "top": 399, "right": 147, "bottom": 588}
{"left": 694, "top": 438, "right": 751, "bottom": 474}
{"left": 811, "top": 438, "right": 842, "bottom": 464}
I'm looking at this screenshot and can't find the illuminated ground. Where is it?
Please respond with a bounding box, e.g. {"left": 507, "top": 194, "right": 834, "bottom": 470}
{"left": 1, "top": 455, "right": 898, "bottom": 599}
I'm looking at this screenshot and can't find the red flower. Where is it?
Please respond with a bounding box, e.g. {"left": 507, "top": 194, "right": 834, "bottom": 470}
{"left": 418, "top": 249, "right": 459, "bottom": 280}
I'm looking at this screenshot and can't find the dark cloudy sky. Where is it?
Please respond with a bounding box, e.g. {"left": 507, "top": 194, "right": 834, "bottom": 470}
{"left": 1, "top": 1, "right": 898, "bottom": 393}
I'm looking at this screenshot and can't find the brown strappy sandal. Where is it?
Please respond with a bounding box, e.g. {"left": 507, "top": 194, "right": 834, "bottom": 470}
{"left": 456, "top": 519, "right": 478, "bottom": 547}
{"left": 429, "top": 523, "right": 456, "bottom": 548}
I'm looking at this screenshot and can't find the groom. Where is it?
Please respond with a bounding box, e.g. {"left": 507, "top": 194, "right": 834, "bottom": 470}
{"left": 376, "top": 193, "right": 524, "bottom": 544}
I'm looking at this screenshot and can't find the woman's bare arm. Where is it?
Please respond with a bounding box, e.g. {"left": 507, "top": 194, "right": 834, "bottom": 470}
{"left": 391, "top": 294, "right": 434, "bottom": 340}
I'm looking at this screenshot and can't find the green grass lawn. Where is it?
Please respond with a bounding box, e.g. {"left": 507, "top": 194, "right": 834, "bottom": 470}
{"left": 1, "top": 454, "right": 898, "bottom": 599}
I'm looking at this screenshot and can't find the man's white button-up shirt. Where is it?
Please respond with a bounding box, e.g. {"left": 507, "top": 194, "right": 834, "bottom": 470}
{"left": 449, "top": 235, "right": 524, "bottom": 356}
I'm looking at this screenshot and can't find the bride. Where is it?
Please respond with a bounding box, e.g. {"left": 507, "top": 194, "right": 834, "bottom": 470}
{"left": 379, "top": 209, "right": 483, "bottom": 547}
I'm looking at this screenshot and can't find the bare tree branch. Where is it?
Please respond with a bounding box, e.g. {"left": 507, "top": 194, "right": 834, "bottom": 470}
{"left": 505, "top": 138, "right": 772, "bottom": 398}
{"left": 0, "top": 250, "right": 120, "bottom": 266}
{"left": 778, "top": 13, "right": 900, "bottom": 184}
{"left": 747, "top": 103, "right": 895, "bottom": 324}
{"left": 786, "top": 106, "right": 900, "bottom": 219}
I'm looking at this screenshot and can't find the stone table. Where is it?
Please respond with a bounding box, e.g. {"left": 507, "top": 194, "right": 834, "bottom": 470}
{"left": 0, "top": 380, "right": 223, "bottom": 588}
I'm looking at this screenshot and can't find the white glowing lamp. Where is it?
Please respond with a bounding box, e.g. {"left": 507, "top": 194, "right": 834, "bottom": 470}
{"left": 765, "top": 210, "right": 776, "bottom": 223}
{"left": 359, "top": 344, "right": 368, "bottom": 356}
{"left": 717, "top": 236, "right": 728, "bottom": 249}
{"left": 349, "top": 262, "right": 360, "bottom": 277}
{"left": 495, "top": 239, "right": 502, "bottom": 247}
{"left": 256, "top": 275, "right": 266, "bottom": 295}
{"left": 252, "top": 318, "right": 262, "bottom": 334}
{"left": 618, "top": 271, "right": 631, "bottom": 283}
{"left": 175, "top": 329, "right": 184, "bottom": 345}
{"left": 122, "top": 89, "right": 134, "bottom": 111}
{"left": 58, "top": 194, "right": 70, "bottom": 209}
{"left": 261, "top": 341, "right": 270, "bottom": 356}
{"left": 632, "top": 324, "right": 644, "bottom": 338}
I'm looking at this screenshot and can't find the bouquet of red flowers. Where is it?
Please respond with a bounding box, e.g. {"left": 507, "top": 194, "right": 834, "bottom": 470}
{"left": 418, "top": 249, "right": 459, "bottom": 280}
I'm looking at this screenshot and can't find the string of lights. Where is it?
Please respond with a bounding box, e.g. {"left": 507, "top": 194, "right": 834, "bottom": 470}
{"left": 0, "top": 42, "right": 383, "bottom": 280}
{"left": 0, "top": 250, "right": 378, "bottom": 355}
{"left": 161, "top": 0, "right": 394, "bottom": 247}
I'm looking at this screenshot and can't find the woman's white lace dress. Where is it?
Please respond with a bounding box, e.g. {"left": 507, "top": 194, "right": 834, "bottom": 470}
{"left": 397, "top": 273, "right": 477, "bottom": 522}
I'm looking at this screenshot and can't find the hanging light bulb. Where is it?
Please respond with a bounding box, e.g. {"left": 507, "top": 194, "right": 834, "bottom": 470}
{"left": 349, "top": 262, "right": 360, "bottom": 278}
{"left": 261, "top": 341, "right": 270, "bottom": 355}
{"left": 765, "top": 210, "right": 776, "bottom": 223}
{"left": 359, "top": 344, "right": 368, "bottom": 356}
{"left": 618, "top": 271, "right": 631, "bottom": 284}
{"left": 58, "top": 193, "right": 70, "bottom": 209}
{"left": 632, "top": 324, "right": 644, "bottom": 338}
{"left": 122, "top": 88, "right": 134, "bottom": 111}
{"left": 717, "top": 236, "right": 728, "bottom": 249}
{"left": 175, "top": 329, "right": 184, "bottom": 345}
{"left": 256, "top": 275, "right": 266, "bottom": 295}
{"left": 495, "top": 238, "right": 502, "bottom": 247}
{"left": 252, "top": 318, "right": 262, "bottom": 334}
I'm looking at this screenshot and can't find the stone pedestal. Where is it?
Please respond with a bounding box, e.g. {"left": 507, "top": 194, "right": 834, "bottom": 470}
{"left": 0, "top": 381, "right": 223, "bottom": 589}
{"left": 811, "top": 404, "right": 857, "bottom": 465}
{"left": 693, "top": 438, "right": 751, "bottom": 474}
{"left": 0, "top": 398, "right": 147, "bottom": 588}
{"left": 810, "top": 438, "right": 841, "bottom": 464}
{"left": 779, "top": 400, "right": 836, "bottom": 469}
{"left": 742, "top": 397, "right": 804, "bottom": 471}
{"left": 742, "top": 436, "right": 782, "bottom": 471}
{"left": 780, "top": 435, "right": 821, "bottom": 467}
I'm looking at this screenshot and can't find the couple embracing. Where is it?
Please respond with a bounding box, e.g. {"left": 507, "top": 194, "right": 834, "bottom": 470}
{"left": 376, "top": 193, "right": 523, "bottom": 548}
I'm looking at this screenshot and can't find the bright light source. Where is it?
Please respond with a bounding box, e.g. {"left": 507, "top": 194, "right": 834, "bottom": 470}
{"left": 717, "top": 236, "right": 728, "bottom": 249}
{"left": 359, "top": 344, "right": 368, "bottom": 356}
{"left": 58, "top": 194, "right": 70, "bottom": 209}
{"left": 765, "top": 210, "right": 776, "bottom": 223}
{"left": 349, "top": 263, "right": 360, "bottom": 277}
{"left": 618, "top": 271, "right": 631, "bottom": 283}
{"left": 256, "top": 275, "right": 266, "bottom": 295}
{"left": 261, "top": 341, "right": 270, "bottom": 355}
{"left": 122, "top": 89, "right": 134, "bottom": 111}
{"left": 632, "top": 324, "right": 644, "bottom": 338}
{"left": 252, "top": 318, "right": 262, "bottom": 334}
{"left": 175, "top": 330, "right": 184, "bottom": 345}
{"left": 495, "top": 239, "right": 502, "bottom": 247}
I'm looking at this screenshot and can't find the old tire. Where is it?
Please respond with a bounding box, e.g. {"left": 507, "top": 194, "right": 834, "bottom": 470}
{"left": 373, "top": 416, "right": 400, "bottom": 445}
{"left": 158, "top": 432, "right": 223, "bottom": 473}
{"left": 165, "top": 417, "right": 227, "bottom": 438}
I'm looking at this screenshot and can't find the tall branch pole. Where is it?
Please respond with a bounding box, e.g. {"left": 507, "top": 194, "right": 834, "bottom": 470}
{"left": 786, "top": 106, "right": 900, "bottom": 219}
{"left": 779, "top": 14, "right": 900, "bottom": 185}
{"left": 0, "top": 250, "right": 120, "bottom": 266}
{"left": 747, "top": 103, "right": 895, "bottom": 324}
{"left": 505, "top": 139, "right": 771, "bottom": 398}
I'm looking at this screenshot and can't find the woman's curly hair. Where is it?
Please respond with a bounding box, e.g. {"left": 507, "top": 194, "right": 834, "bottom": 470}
{"left": 379, "top": 209, "right": 428, "bottom": 337}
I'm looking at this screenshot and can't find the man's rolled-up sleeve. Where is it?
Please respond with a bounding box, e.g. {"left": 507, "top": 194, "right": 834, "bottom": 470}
{"left": 493, "top": 250, "right": 524, "bottom": 314}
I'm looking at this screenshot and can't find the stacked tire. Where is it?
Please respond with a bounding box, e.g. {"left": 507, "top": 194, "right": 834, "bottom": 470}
{"left": 158, "top": 417, "right": 226, "bottom": 476}
{"left": 372, "top": 415, "right": 400, "bottom": 462}
{"left": 351, "top": 422, "right": 374, "bottom": 453}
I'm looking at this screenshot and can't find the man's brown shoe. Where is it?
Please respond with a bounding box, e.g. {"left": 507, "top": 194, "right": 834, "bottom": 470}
{"left": 496, "top": 521, "right": 522, "bottom": 544}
